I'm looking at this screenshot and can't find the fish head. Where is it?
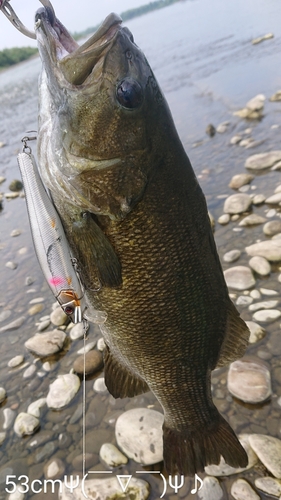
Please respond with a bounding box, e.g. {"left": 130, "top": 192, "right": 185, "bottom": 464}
{"left": 35, "top": 7, "right": 169, "bottom": 218}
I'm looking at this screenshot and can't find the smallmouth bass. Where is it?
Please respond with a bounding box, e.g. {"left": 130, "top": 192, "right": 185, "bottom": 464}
{"left": 35, "top": 5, "right": 249, "bottom": 475}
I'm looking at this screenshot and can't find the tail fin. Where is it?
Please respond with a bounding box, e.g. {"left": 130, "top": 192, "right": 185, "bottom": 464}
{"left": 163, "top": 414, "right": 248, "bottom": 476}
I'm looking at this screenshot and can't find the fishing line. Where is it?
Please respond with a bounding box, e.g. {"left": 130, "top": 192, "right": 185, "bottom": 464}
{"left": 82, "top": 318, "right": 89, "bottom": 479}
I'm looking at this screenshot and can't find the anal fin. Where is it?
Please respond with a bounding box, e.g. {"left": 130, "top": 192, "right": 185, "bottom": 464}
{"left": 216, "top": 300, "right": 250, "bottom": 368}
{"left": 103, "top": 345, "right": 149, "bottom": 398}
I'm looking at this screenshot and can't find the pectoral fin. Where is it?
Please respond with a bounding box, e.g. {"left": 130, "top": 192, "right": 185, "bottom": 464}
{"left": 103, "top": 344, "right": 149, "bottom": 398}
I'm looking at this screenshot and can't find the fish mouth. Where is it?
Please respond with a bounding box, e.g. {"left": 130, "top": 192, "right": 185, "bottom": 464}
{"left": 35, "top": 7, "right": 122, "bottom": 85}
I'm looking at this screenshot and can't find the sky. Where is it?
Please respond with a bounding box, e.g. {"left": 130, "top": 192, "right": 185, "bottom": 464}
{"left": 0, "top": 0, "right": 146, "bottom": 50}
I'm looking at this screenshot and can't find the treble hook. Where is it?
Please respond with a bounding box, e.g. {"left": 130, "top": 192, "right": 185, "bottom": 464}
{"left": 0, "top": 0, "right": 56, "bottom": 39}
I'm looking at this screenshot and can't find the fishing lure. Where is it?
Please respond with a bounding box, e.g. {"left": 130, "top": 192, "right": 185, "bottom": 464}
{"left": 17, "top": 139, "right": 87, "bottom": 324}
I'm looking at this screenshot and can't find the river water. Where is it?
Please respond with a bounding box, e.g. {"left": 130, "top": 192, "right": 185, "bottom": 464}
{"left": 0, "top": 0, "right": 281, "bottom": 498}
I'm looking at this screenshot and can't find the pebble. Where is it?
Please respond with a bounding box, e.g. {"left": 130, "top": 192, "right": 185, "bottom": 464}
{"left": 9, "top": 179, "right": 23, "bottom": 191}
{"left": 25, "top": 330, "right": 66, "bottom": 357}
{"left": 245, "top": 150, "right": 281, "bottom": 170}
{"left": 266, "top": 208, "right": 277, "bottom": 218}
{"left": 0, "top": 433, "right": 6, "bottom": 446}
{"left": 255, "top": 476, "right": 281, "bottom": 497}
{"left": 73, "top": 350, "right": 103, "bottom": 375}
{"left": 28, "top": 303, "right": 44, "bottom": 316}
{"left": 60, "top": 477, "right": 149, "bottom": 500}
{"left": 246, "top": 94, "right": 265, "bottom": 111}
{"left": 230, "top": 135, "right": 242, "bottom": 145}
{"left": 115, "top": 408, "right": 164, "bottom": 465}
{"left": 10, "top": 229, "right": 21, "bottom": 237}
{"left": 37, "top": 319, "right": 51, "bottom": 331}
{"left": 27, "top": 430, "right": 53, "bottom": 449}
{"left": 239, "top": 214, "right": 266, "bottom": 226}
{"left": 248, "top": 434, "right": 281, "bottom": 478}
{"left": 8, "top": 490, "right": 25, "bottom": 500}
{"left": 69, "top": 322, "right": 85, "bottom": 340}
{"left": 3, "top": 408, "right": 16, "bottom": 429}
{"left": 27, "top": 398, "right": 46, "bottom": 418}
{"left": 231, "top": 478, "right": 260, "bottom": 500}
{"left": 205, "top": 434, "right": 258, "bottom": 476}
{"left": 35, "top": 441, "right": 56, "bottom": 463}
{"left": 236, "top": 296, "right": 253, "bottom": 306}
{"left": 5, "top": 192, "right": 19, "bottom": 199}
{"left": 227, "top": 358, "right": 271, "bottom": 403}
{"left": 260, "top": 287, "right": 278, "bottom": 296}
{"left": 249, "top": 256, "right": 271, "bottom": 276}
{"left": 245, "top": 240, "right": 281, "bottom": 261}
{"left": 198, "top": 476, "right": 223, "bottom": 500}
{"left": 0, "top": 388, "right": 6, "bottom": 403}
{"left": 224, "top": 266, "right": 255, "bottom": 290}
{"left": 14, "top": 412, "right": 40, "bottom": 437}
{"left": 218, "top": 213, "right": 230, "bottom": 225}
{"left": 0, "top": 176, "right": 6, "bottom": 184}
{"left": 0, "top": 309, "right": 11, "bottom": 323}
{"left": 250, "top": 289, "right": 261, "bottom": 299}
{"left": 224, "top": 193, "right": 252, "bottom": 214}
{"left": 229, "top": 174, "right": 254, "bottom": 190}
{"left": 216, "top": 121, "right": 230, "bottom": 133}
{"left": 252, "top": 33, "right": 274, "bottom": 44}
{"left": 252, "top": 309, "right": 281, "bottom": 323}
{"left": 206, "top": 124, "right": 216, "bottom": 137}
{"left": 249, "top": 300, "right": 279, "bottom": 312}
{"left": 5, "top": 261, "right": 18, "bottom": 270}
{"left": 252, "top": 194, "right": 266, "bottom": 205}
{"left": 8, "top": 355, "right": 24, "bottom": 368}
{"left": 46, "top": 373, "right": 80, "bottom": 409}
{"left": 43, "top": 457, "right": 65, "bottom": 480}
{"left": 50, "top": 307, "right": 68, "bottom": 326}
{"left": 93, "top": 377, "right": 108, "bottom": 394}
{"left": 263, "top": 220, "right": 281, "bottom": 236}
{"left": 97, "top": 337, "right": 106, "bottom": 351}
{"left": 23, "top": 364, "right": 37, "bottom": 379}
{"left": 265, "top": 192, "right": 281, "bottom": 204}
{"left": 25, "top": 276, "right": 34, "bottom": 286}
{"left": 223, "top": 249, "right": 241, "bottom": 263}
{"left": 100, "top": 443, "right": 128, "bottom": 467}
{"left": 246, "top": 321, "right": 266, "bottom": 344}
{"left": 270, "top": 90, "right": 281, "bottom": 101}
{"left": 77, "top": 340, "right": 96, "bottom": 354}
{"left": 29, "top": 297, "right": 44, "bottom": 304}
{"left": 272, "top": 160, "right": 281, "bottom": 171}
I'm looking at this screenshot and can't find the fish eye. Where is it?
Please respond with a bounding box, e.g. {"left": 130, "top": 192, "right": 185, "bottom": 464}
{"left": 116, "top": 78, "right": 143, "bottom": 109}
{"left": 64, "top": 306, "right": 74, "bottom": 316}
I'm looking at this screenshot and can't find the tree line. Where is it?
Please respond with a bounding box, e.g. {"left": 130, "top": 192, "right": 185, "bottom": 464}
{"left": 0, "top": 46, "right": 38, "bottom": 69}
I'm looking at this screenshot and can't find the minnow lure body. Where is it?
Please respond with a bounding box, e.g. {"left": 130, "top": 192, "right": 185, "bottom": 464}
{"left": 17, "top": 150, "right": 86, "bottom": 323}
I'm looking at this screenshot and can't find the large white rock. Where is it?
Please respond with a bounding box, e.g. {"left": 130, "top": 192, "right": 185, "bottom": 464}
{"left": 248, "top": 435, "right": 281, "bottom": 478}
{"left": 245, "top": 151, "right": 281, "bottom": 170}
{"left": 46, "top": 374, "right": 80, "bottom": 409}
{"left": 231, "top": 478, "right": 260, "bottom": 500}
{"left": 115, "top": 408, "right": 164, "bottom": 465}
{"left": 14, "top": 412, "right": 40, "bottom": 437}
{"left": 224, "top": 194, "right": 252, "bottom": 214}
{"left": 252, "top": 309, "right": 281, "bottom": 323}
{"left": 224, "top": 266, "right": 255, "bottom": 290}
{"left": 227, "top": 359, "right": 271, "bottom": 403}
{"left": 59, "top": 477, "right": 149, "bottom": 500}
{"left": 255, "top": 476, "right": 281, "bottom": 497}
{"left": 239, "top": 214, "right": 266, "bottom": 226}
{"left": 25, "top": 330, "right": 66, "bottom": 357}
{"left": 249, "top": 256, "right": 271, "bottom": 276}
{"left": 205, "top": 435, "right": 258, "bottom": 476}
{"left": 198, "top": 476, "right": 223, "bottom": 500}
{"left": 99, "top": 443, "right": 128, "bottom": 467}
{"left": 245, "top": 240, "right": 281, "bottom": 261}
{"left": 27, "top": 398, "right": 46, "bottom": 418}
{"left": 249, "top": 300, "right": 278, "bottom": 312}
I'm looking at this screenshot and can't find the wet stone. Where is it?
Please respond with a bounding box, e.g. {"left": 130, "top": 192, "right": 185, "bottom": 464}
{"left": 25, "top": 330, "right": 66, "bottom": 357}
{"left": 260, "top": 288, "right": 278, "bottom": 296}
{"left": 255, "top": 476, "right": 281, "bottom": 497}
{"left": 224, "top": 266, "right": 255, "bottom": 290}
{"left": 229, "top": 173, "right": 254, "bottom": 189}
{"left": 10, "top": 229, "right": 21, "bottom": 237}
{"left": 5, "top": 261, "right": 18, "bottom": 270}
{"left": 59, "top": 477, "right": 150, "bottom": 500}
{"left": 239, "top": 214, "right": 266, "bottom": 226}
{"left": 69, "top": 322, "right": 85, "bottom": 340}
{"left": 9, "top": 179, "right": 23, "bottom": 191}
{"left": 71, "top": 452, "right": 96, "bottom": 471}
{"left": 27, "top": 398, "right": 46, "bottom": 418}
{"left": 0, "top": 388, "right": 6, "bottom": 403}
{"left": 249, "top": 256, "right": 271, "bottom": 276}
{"left": 43, "top": 457, "right": 65, "bottom": 480}
{"left": 97, "top": 337, "right": 106, "bottom": 351}
{"left": 35, "top": 441, "right": 56, "bottom": 463}
{"left": 77, "top": 341, "right": 96, "bottom": 354}
{"left": 37, "top": 319, "right": 51, "bottom": 332}
{"left": 0, "top": 315, "right": 26, "bottom": 334}
{"left": 99, "top": 443, "right": 128, "bottom": 467}
{"left": 218, "top": 214, "right": 230, "bottom": 225}
{"left": 252, "top": 194, "right": 266, "bottom": 205}
{"left": 224, "top": 193, "right": 252, "bottom": 214}
{"left": 8, "top": 355, "right": 24, "bottom": 368}
{"left": 50, "top": 307, "right": 68, "bottom": 326}
{"left": 245, "top": 151, "right": 281, "bottom": 170}
{"left": 263, "top": 220, "right": 281, "bottom": 236}
{"left": 249, "top": 300, "right": 278, "bottom": 312}
{"left": 197, "top": 476, "right": 223, "bottom": 500}
{"left": 14, "top": 412, "right": 40, "bottom": 437}
{"left": 227, "top": 359, "right": 271, "bottom": 403}
{"left": 236, "top": 296, "right": 253, "bottom": 306}
{"left": 245, "top": 240, "right": 281, "bottom": 261}
{"left": 27, "top": 430, "right": 54, "bottom": 449}
{"left": 246, "top": 321, "right": 266, "bottom": 344}
{"left": 0, "top": 309, "right": 11, "bottom": 323}
{"left": 248, "top": 435, "right": 281, "bottom": 478}
{"left": 250, "top": 289, "right": 261, "bottom": 299}
{"left": 223, "top": 249, "right": 241, "bottom": 263}
{"left": 73, "top": 350, "right": 103, "bottom": 375}
{"left": 205, "top": 434, "right": 258, "bottom": 476}
{"left": 3, "top": 408, "right": 16, "bottom": 429}
{"left": 231, "top": 478, "right": 260, "bottom": 500}
{"left": 115, "top": 408, "right": 164, "bottom": 465}
{"left": 46, "top": 373, "right": 80, "bottom": 409}
{"left": 252, "top": 309, "right": 281, "bottom": 323}
{"left": 265, "top": 192, "right": 281, "bottom": 204}
{"left": 23, "top": 364, "right": 37, "bottom": 379}
{"left": 266, "top": 208, "right": 277, "bottom": 218}
{"left": 93, "top": 377, "right": 108, "bottom": 394}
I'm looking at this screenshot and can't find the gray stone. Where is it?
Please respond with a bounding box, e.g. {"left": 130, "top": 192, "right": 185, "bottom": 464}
{"left": 227, "top": 359, "right": 271, "bottom": 403}
{"left": 252, "top": 309, "right": 281, "bottom": 323}
{"left": 59, "top": 477, "right": 149, "bottom": 500}
{"left": 224, "top": 194, "right": 252, "bottom": 214}
{"left": 73, "top": 350, "right": 103, "bottom": 375}
{"left": 0, "top": 316, "right": 25, "bottom": 333}
{"left": 266, "top": 192, "right": 281, "bottom": 204}
{"left": 270, "top": 90, "right": 281, "bottom": 102}
{"left": 249, "top": 300, "right": 278, "bottom": 312}
{"left": 255, "top": 476, "right": 281, "bottom": 497}
{"left": 115, "top": 408, "right": 164, "bottom": 465}
{"left": 231, "top": 478, "right": 260, "bottom": 500}
{"left": 245, "top": 151, "right": 281, "bottom": 170}
{"left": 100, "top": 443, "right": 128, "bottom": 467}
{"left": 35, "top": 441, "right": 56, "bottom": 463}
{"left": 205, "top": 434, "right": 258, "bottom": 476}
{"left": 252, "top": 194, "right": 266, "bottom": 205}
{"left": 246, "top": 321, "right": 266, "bottom": 344}
{"left": 37, "top": 319, "right": 51, "bottom": 331}
{"left": 25, "top": 330, "right": 66, "bottom": 357}
{"left": 0, "top": 309, "right": 11, "bottom": 323}
{"left": 248, "top": 434, "right": 281, "bottom": 478}
{"left": 249, "top": 256, "right": 271, "bottom": 276}
{"left": 46, "top": 374, "right": 80, "bottom": 409}
{"left": 14, "top": 412, "right": 40, "bottom": 437}
{"left": 69, "top": 322, "right": 85, "bottom": 340}
{"left": 245, "top": 240, "right": 281, "bottom": 261}
{"left": 229, "top": 174, "right": 254, "bottom": 189}
{"left": 8, "top": 355, "right": 24, "bottom": 368}
{"left": 224, "top": 266, "right": 255, "bottom": 290}
{"left": 263, "top": 220, "right": 281, "bottom": 236}
{"left": 239, "top": 214, "right": 266, "bottom": 226}
{"left": 246, "top": 94, "right": 265, "bottom": 111}
{"left": 198, "top": 476, "right": 223, "bottom": 500}
{"left": 223, "top": 249, "right": 241, "bottom": 263}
